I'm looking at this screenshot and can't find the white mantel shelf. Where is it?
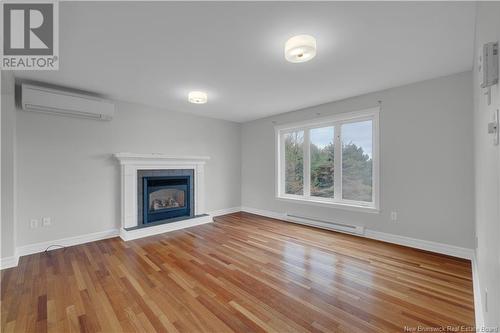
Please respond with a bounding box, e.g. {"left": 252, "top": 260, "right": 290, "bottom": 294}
{"left": 114, "top": 153, "right": 210, "bottom": 165}
{"left": 114, "top": 152, "right": 212, "bottom": 241}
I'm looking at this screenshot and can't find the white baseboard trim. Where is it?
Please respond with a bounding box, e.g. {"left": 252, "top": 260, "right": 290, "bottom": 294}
{"left": 208, "top": 207, "right": 242, "bottom": 217}
{"left": 16, "top": 228, "right": 119, "bottom": 258}
{"left": 5, "top": 206, "right": 476, "bottom": 265}
{"left": 120, "top": 215, "right": 213, "bottom": 241}
{"left": 5, "top": 206, "right": 240, "bottom": 269}
{"left": 240, "top": 206, "right": 474, "bottom": 260}
{"left": 0, "top": 256, "right": 19, "bottom": 270}
{"left": 364, "top": 230, "right": 474, "bottom": 260}
{"left": 240, "top": 206, "right": 286, "bottom": 220}
{"left": 471, "top": 253, "right": 485, "bottom": 328}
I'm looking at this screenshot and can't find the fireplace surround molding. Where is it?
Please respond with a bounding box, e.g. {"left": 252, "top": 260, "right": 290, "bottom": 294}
{"left": 114, "top": 153, "right": 211, "bottom": 241}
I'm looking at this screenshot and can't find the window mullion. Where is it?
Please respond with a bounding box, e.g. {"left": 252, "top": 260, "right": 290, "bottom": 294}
{"left": 303, "top": 128, "right": 311, "bottom": 198}
{"left": 334, "top": 124, "right": 342, "bottom": 202}
{"left": 279, "top": 132, "right": 286, "bottom": 197}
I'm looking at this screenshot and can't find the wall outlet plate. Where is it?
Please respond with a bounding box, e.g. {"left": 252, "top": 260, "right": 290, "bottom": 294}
{"left": 42, "top": 217, "right": 52, "bottom": 226}
{"left": 30, "top": 219, "right": 38, "bottom": 228}
{"left": 488, "top": 109, "right": 499, "bottom": 145}
{"left": 390, "top": 211, "right": 398, "bottom": 221}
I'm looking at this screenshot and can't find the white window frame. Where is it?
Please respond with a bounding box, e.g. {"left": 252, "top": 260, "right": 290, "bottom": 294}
{"left": 275, "top": 107, "right": 380, "bottom": 213}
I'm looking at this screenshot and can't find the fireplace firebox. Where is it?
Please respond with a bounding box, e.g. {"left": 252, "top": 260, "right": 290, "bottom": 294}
{"left": 138, "top": 170, "right": 194, "bottom": 225}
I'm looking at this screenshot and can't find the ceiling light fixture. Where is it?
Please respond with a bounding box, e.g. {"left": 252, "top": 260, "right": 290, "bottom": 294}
{"left": 284, "top": 34, "right": 317, "bottom": 63}
{"left": 188, "top": 91, "right": 208, "bottom": 104}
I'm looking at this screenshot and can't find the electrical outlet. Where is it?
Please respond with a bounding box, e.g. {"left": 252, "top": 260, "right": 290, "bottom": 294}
{"left": 390, "top": 211, "right": 398, "bottom": 221}
{"left": 42, "top": 217, "right": 51, "bottom": 226}
{"left": 30, "top": 219, "right": 38, "bottom": 228}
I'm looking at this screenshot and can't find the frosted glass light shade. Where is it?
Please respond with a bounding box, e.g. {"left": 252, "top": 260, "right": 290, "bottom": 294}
{"left": 284, "top": 35, "right": 317, "bottom": 63}
{"left": 188, "top": 91, "right": 208, "bottom": 104}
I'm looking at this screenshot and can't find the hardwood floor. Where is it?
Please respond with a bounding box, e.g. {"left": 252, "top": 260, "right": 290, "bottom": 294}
{"left": 1, "top": 212, "right": 474, "bottom": 332}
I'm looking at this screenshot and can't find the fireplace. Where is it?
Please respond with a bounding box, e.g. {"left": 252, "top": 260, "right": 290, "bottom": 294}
{"left": 138, "top": 169, "right": 194, "bottom": 225}
{"left": 114, "top": 153, "right": 210, "bottom": 240}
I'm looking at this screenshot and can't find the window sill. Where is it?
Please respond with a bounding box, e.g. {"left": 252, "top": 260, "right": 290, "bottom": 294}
{"left": 276, "top": 195, "right": 380, "bottom": 214}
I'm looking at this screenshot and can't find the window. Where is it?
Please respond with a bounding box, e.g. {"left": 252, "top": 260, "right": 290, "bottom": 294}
{"left": 276, "top": 107, "right": 379, "bottom": 211}
{"left": 284, "top": 130, "right": 304, "bottom": 195}
{"left": 310, "top": 126, "right": 335, "bottom": 198}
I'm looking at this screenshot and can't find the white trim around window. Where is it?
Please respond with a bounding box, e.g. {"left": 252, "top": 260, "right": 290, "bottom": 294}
{"left": 275, "top": 106, "right": 380, "bottom": 212}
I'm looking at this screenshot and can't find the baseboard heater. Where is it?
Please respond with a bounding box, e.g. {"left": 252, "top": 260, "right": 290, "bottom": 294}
{"left": 285, "top": 214, "right": 365, "bottom": 235}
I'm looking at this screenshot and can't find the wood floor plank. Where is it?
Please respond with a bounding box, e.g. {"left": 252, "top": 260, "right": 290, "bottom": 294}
{"left": 1, "top": 212, "right": 475, "bottom": 332}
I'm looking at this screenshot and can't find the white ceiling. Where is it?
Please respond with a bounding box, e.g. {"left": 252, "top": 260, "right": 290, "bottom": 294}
{"left": 14, "top": 2, "right": 476, "bottom": 123}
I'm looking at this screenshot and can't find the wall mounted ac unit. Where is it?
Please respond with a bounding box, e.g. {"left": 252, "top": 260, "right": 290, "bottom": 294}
{"left": 21, "top": 84, "right": 115, "bottom": 120}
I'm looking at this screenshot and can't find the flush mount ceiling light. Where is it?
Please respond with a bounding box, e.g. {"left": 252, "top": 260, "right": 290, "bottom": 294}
{"left": 284, "top": 34, "right": 317, "bottom": 63}
{"left": 188, "top": 91, "right": 208, "bottom": 104}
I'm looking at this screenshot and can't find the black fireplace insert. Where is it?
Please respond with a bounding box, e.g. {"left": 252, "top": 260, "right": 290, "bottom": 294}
{"left": 138, "top": 170, "right": 194, "bottom": 225}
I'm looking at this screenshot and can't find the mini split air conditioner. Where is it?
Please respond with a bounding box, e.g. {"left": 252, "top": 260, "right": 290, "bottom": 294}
{"left": 21, "top": 84, "right": 115, "bottom": 120}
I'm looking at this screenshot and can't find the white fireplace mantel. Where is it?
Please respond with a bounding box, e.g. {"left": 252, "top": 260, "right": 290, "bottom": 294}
{"left": 114, "top": 153, "right": 212, "bottom": 241}
{"left": 114, "top": 153, "right": 210, "bottom": 165}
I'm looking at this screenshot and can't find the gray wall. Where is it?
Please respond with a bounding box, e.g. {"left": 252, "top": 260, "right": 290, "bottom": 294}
{"left": 1, "top": 73, "right": 16, "bottom": 259}
{"left": 242, "top": 71, "right": 475, "bottom": 248}
{"left": 12, "top": 84, "right": 241, "bottom": 248}
{"left": 473, "top": 2, "right": 500, "bottom": 326}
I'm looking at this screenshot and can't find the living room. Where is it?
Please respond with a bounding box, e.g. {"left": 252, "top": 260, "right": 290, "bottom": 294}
{"left": 1, "top": 1, "right": 499, "bottom": 331}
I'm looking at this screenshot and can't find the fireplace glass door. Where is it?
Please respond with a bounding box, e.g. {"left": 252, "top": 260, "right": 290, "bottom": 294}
{"left": 149, "top": 187, "right": 186, "bottom": 211}
{"left": 143, "top": 176, "right": 191, "bottom": 224}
